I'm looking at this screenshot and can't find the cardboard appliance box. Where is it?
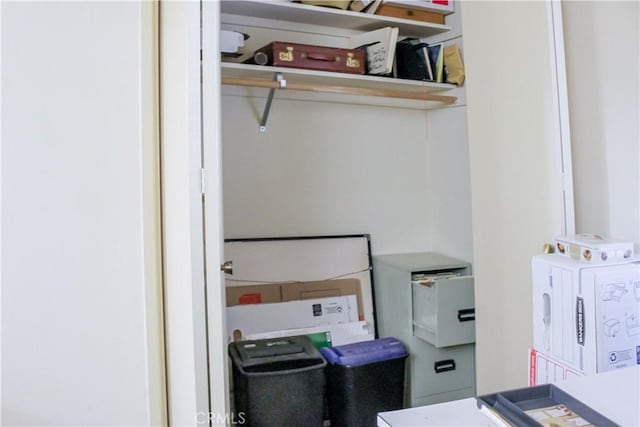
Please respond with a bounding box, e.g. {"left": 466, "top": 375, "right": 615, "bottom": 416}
{"left": 532, "top": 254, "right": 640, "bottom": 374}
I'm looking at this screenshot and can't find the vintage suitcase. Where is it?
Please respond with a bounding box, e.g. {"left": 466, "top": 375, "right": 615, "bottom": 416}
{"left": 252, "top": 41, "right": 365, "bottom": 74}
{"left": 375, "top": 3, "right": 445, "bottom": 25}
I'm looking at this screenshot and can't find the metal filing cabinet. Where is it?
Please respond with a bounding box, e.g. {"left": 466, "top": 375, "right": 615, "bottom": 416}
{"left": 373, "top": 252, "right": 476, "bottom": 407}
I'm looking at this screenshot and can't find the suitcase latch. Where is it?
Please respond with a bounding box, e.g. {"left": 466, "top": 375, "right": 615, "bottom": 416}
{"left": 278, "top": 46, "right": 294, "bottom": 62}
{"left": 346, "top": 53, "right": 360, "bottom": 69}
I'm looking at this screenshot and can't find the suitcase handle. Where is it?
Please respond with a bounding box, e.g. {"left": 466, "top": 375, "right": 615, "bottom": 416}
{"left": 306, "top": 53, "right": 338, "bottom": 62}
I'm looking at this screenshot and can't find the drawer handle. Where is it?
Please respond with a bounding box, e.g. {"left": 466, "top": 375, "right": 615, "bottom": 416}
{"left": 434, "top": 359, "right": 456, "bottom": 373}
{"left": 457, "top": 308, "right": 475, "bottom": 322}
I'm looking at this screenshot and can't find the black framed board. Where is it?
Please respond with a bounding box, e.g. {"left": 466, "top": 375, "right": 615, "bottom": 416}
{"left": 223, "top": 234, "right": 377, "bottom": 338}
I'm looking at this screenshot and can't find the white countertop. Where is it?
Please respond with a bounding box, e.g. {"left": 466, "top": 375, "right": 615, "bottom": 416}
{"left": 377, "top": 398, "right": 490, "bottom": 426}
{"left": 377, "top": 366, "right": 640, "bottom": 426}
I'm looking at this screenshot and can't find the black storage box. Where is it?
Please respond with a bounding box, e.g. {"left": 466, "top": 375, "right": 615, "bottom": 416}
{"left": 320, "top": 337, "right": 408, "bottom": 427}
{"left": 228, "top": 335, "right": 327, "bottom": 427}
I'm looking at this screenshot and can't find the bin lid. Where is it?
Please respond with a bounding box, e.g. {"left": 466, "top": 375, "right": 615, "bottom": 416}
{"left": 320, "top": 337, "right": 407, "bottom": 367}
{"left": 229, "top": 335, "right": 321, "bottom": 365}
{"left": 243, "top": 341, "right": 304, "bottom": 359}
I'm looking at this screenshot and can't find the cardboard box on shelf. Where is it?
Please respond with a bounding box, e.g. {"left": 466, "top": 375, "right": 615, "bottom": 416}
{"left": 300, "top": 0, "right": 351, "bottom": 9}
{"left": 375, "top": 3, "right": 445, "bottom": 25}
{"left": 383, "top": 0, "right": 454, "bottom": 14}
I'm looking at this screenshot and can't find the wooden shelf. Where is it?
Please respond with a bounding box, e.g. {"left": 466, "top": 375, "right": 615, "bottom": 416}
{"left": 219, "top": 1, "right": 461, "bottom": 122}
{"left": 220, "top": 0, "right": 452, "bottom": 38}
{"left": 221, "top": 63, "right": 459, "bottom": 129}
{"left": 222, "top": 62, "right": 457, "bottom": 101}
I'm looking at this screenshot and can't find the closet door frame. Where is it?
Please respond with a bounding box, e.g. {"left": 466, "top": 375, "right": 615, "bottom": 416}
{"left": 461, "top": 0, "right": 575, "bottom": 394}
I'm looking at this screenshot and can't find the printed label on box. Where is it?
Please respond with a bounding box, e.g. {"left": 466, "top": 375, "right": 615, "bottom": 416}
{"left": 227, "top": 295, "right": 359, "bottom": 342}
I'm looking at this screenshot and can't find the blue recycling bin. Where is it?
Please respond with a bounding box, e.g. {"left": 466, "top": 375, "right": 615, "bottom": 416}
{"left": 320, "top": 337, "right": 408, "bottom": 427}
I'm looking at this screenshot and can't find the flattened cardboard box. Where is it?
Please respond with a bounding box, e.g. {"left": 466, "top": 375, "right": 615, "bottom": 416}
{"left": 226, "top": 295, "right": 359, "bottom": 343}
{"left": 245, "top": 321, "right": 374, "bottom": 347}
{"left": 281, "top": 278, "right": 364, "bottom": 320}
{"left": 226, "top": 278, "right": 364, "bottom": 319}
{"left": 226, "top": 283, "right": 281, "bottom": 306}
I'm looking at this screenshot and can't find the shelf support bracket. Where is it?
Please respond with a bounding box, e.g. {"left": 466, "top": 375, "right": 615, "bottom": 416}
{"left": 259, "top": 73, "right": 286, "bottom": 132}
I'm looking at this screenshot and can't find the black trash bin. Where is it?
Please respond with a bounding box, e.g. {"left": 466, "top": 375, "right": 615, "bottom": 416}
{"left": 228, "top": 335, "right": 327, "bottom": 427}
{"left": 320, "top": 337, "right": 408, "bottom": 427}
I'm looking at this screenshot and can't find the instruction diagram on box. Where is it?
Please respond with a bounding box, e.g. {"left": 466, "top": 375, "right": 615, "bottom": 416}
{"left": 598, "top": 274, "right": 640, "bottom": 369}
{"left": 626, "top": 314, "right": 640, "bottom": 336}
{"left": 603, "top": 318, "right": 621, "bottom": 338}
{"left": 604, "top": 315, "right": 640, "bottom": 338}
{"left": 601, "top": 282, "right": 627, "bottom": 302}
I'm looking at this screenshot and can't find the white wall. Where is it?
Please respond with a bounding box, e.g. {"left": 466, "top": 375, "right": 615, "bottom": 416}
{"left": 462, "top": 1, "right": 567, "bottom": 393}
{"left": 222, "top": 97, "right": 427, "bottom": 254}
{"left": 426, "top": 107, "right": 474, "bottom": 262}
{"left": 1, "top": 2, "right": 164, "bottom": 425}
{"left": 221, "top": 96, "right": 473, "bottom": 261}
{"left": 562, "top": 1, "right": 640, "bottom": 246}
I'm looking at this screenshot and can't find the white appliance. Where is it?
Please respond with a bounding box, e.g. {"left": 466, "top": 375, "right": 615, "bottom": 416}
{"left": 532, "top": 253, "right": 640, "bottom": 375}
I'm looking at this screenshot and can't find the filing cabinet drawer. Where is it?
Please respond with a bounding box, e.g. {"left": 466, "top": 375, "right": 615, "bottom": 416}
{"left": 412, "top": 276, "right": 475, "bottom": 347}
{"left": 410, "top": 337, "right": 475, "bottom": 404}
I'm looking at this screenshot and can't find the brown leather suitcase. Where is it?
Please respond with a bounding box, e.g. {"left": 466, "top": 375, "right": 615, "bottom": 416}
{"left": 252, "top": 41, "right": 365, "bottom": 74}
